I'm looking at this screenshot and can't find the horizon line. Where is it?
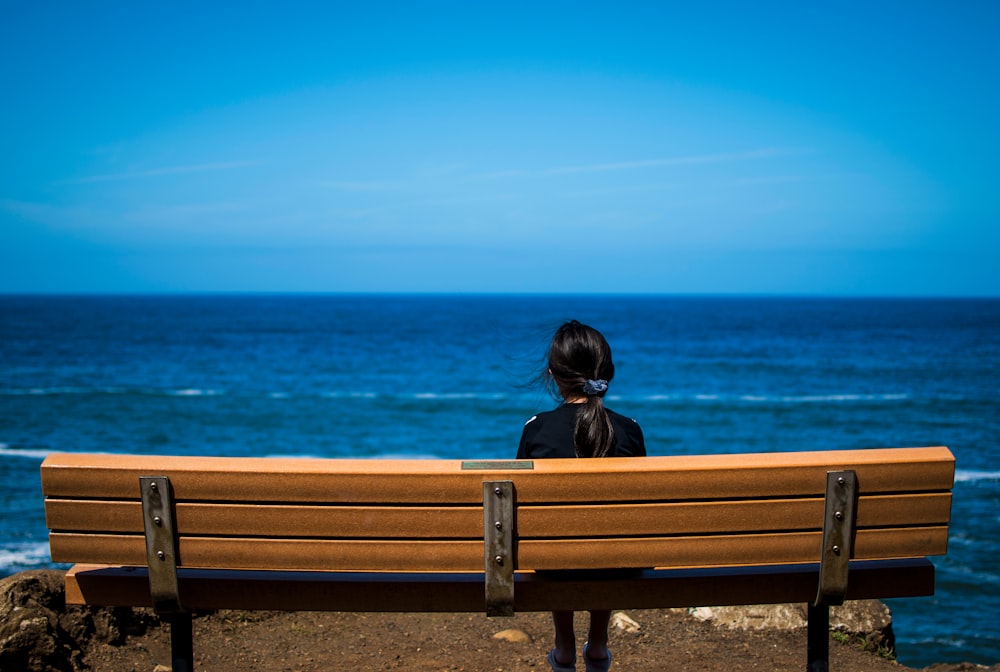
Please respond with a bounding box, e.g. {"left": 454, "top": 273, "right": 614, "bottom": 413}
{"left": 1, "top": 290, "right": 997, "bottom": 301}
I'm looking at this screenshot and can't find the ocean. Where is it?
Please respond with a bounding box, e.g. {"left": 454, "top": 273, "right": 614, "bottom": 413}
{"left": 1, "top": 294, "right": 997, "bottom": 667}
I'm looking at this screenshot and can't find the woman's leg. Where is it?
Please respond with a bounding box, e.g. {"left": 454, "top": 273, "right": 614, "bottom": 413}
{"left": 551, "top": 611, "right": 576, "bottom": 664}
{"left": 585, "top": 610, "right": 612, "bottom": 660}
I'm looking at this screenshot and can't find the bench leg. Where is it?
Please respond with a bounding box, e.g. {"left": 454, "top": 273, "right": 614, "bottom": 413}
{"left": 170, "top": 613, "right": 194, "bottom": 672}
{"left": 806, "top": 603, "right": 830, "bottom": 672}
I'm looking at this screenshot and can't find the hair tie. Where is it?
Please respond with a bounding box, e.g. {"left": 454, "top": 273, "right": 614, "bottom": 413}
{"left": 582, "top": 379, "right": 608, "bottom": 396}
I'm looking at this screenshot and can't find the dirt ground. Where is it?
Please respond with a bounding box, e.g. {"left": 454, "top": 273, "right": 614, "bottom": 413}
{"left": 81, "top": 607, "right": 976, "bottom": 672}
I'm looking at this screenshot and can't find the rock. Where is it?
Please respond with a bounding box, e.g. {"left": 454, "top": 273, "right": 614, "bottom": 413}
{"left": 921, "top": 664, "right": 1000, "bottom": 672}
{"left": 492, "top": 628, "right": 532, "bottom": 643}
{"left": 611, "top": 611, "right": 641, "bottom": 632}
{"left": 831, "top": 600, "right": 892, "bottom": 635}
{"left": 689, "top": 603, "right": 807, "bottom": 630}
{"left": 921, "top": 663, "right": 1000, "bottom": 672}
{"left": 686, "top": 600, "right": 897, "bottom": 659}
{"left": 687, "top": 600, "right": 890, "bottom": 634}
{"left": 0, "top": 569, "right": 152, "bottom": 672}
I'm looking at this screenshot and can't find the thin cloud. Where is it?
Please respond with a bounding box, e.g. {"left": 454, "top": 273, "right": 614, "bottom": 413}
{"left": 62, "top": 160, "right": 266, "bottom": 184}
{"left": 725, "top": 175, "right": 805, "bottom": 185}
{"left": 323, "top": 180, "right": 405, "bottom": 192}
{"left": 545, "top": 148, "right": 800, "bottom": 175}
{"left": 319, "top": 148, "right": 808, "bottom": 193}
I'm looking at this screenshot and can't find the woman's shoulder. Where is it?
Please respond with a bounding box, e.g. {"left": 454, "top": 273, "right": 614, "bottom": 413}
{"left": 522, "top": 405, "right": 574, "bottom": 430}
{"left": 607, "top": 407, "right": 646, "bottom": 456}
{"left": 607, "top": 407, "right": 642, "bottom": 428}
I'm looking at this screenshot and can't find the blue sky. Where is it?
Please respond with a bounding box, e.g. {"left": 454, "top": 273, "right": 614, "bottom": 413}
{"left": 2, "top": 2, "right": 998, "bottom": 295}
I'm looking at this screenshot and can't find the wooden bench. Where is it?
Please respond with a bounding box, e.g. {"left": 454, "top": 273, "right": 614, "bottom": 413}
{"left": 41, "top": 446, "right": 954, "bottom": 672}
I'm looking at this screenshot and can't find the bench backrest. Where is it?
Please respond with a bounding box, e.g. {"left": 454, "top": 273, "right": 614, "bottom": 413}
{"left": 43, "top": 446, "right": 954, "bottom": 574}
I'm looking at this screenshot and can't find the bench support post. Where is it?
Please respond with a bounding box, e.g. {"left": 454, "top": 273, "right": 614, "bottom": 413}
{"left": 807, "top": 469, "right": 858, "bottom": 671}
{"left": 140, "top": 476, "right": 184, "bottom": 613}
{"left": 814, "top": 470, "right": 858, "bottom": 607}
{"left": 170, "top": 612, "right": 194, "bottom": 672}
{"left": 141, "top": 476, "right": 194, "bottom": 671}
{"left": 483, "top": 480, "right": 515, "bottom": 617}
{"left": 806, "top": 602, "right": 830, "bottom": 672}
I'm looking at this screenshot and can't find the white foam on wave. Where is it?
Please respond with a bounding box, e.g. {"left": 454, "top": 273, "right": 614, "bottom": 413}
{"left": 169, "top": 388, "right": 223, "bottom": 397}
{"left": 744, "top": 393, "right": 910, "bottom": 403}
{"left": 0, "top": 386, "right": 90, "bottom": 396}
{"left": 1, "top": 386, "right": 225, "bottom": 397}
{"left": 0, "top": 445, "right": 50, "bottom": 460}
{"left": 412, "top": 392, "right": 507, "bottom": 400}
{"left": 0, "top": 542, "right": 52, "bottom": 571}
{"left": 938, "top": 560, "right": 1000, "bottom": 586}
{"left": 643, "top": 392, "right": 911, "bottom": 403}
{"left": 954, "top": 469, "right": 1000, "bottom": 483}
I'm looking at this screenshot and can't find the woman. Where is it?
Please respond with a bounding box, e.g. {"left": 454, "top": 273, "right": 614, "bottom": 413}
{"left": 517, "top": 320, "right": 645, "bottom": 672}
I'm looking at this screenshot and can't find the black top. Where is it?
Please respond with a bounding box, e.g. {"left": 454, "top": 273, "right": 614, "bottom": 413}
{"left": 516, "top": 404, "right": 646, "bottom": 459}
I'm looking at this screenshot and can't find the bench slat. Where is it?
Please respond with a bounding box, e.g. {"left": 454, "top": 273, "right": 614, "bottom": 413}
{"left": 45, "top": 492, "right": 952, "bottom": 539}
{"left": 50, "top": 534, "right": 484, "bottom": 571}
{"left": 41, "top": 447, "right": 955, "bottom": 504}
{"left": 519, "top": 493, "right": 952, "bottom": 538}
{"left": 45, "top": 501, "right": 484, "bottom": 538}
{"left": 49, "top": 524, "right": 949, "bottom": 573}
{"left": 519, "top": 526, "right": 949, "bottom": 570}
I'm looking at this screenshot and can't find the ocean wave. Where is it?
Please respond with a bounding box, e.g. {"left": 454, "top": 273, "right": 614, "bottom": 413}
{"left": 624, "top": 392, "right": 912, "bottom": 404}
{"left": 412, "top": 392, "right": 507, "bottom": 400}
{"left": 0, "top": 542, "right": 52, "bottom": 573}
{"left": 954, "top": 469, "right": 1000, "bottom": 483}
{"left": 168, "top": 388, "right": 223, "bottom": 397}
{"left": 938, "top": 562, "right": 1000, "bottom": 587}
{"left": 0, "top": 386, "right": 224, "bottom": 397}
{"left": 0, "top": 444, "right": 50, "bottom": 460}
{"left": 2, "top": 386, "right": 918, "bottom": 405}
{"left": 738, "top": 393, "right": 910, "bottom": 403}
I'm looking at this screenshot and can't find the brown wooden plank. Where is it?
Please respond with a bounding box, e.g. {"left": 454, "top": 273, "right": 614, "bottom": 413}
{"left": 45, "top": 500, "right": 143, "bottom": 533}
{"left": 518, "top": 526, "right": 950, "bottom": 570}
{"left": 46, "top": 491, "right": 952, "bottom": 541}
{"left": 856, "top": 493, "right": 953, "bottom": 527}
{"left": 50, "top": 534, "right": 485, "bottom": 571}
{"left": 519, "top": 533, "right": 822, "bottom": 570}
{"left": 50, "top": 533, "right": 147, "bottom": 566}
{"left": 518, "top": 492, "right": 952, "bottom": 538}
{"left": 41, "top": 447, "right": 955, "bottom": 504}
{"left": 45, "top": 493, "right": 951, "bottom": 538}
{"left": 50, "top": 524, "right": 949, "bottom": 573}
{"left": 63, "top": 558, "right": 935, "bottom": 611}
{"left": 180, "top": 537, "right": 484, "bottom": 572}
{"left": 45, "top": 500, "right": 484, "bottom": 538}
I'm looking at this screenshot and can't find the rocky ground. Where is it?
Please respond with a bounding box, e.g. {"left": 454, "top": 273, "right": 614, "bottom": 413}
{"left": 3, "top": 570, "right": 998, "bottom": 672}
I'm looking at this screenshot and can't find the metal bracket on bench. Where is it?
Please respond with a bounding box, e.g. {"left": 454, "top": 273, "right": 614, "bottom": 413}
{"left": 140, "top": 476, "right": 184, "bottom": 614}
{"left": 814, "top": 470, "right": 858, "bottom": 607}
{"left": 483, "top": 480, "right": 515, "bottom": 617}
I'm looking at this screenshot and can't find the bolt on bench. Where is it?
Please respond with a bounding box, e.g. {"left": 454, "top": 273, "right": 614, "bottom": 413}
{"left": 41, "top": 446, "right": 954, "bottom": 672}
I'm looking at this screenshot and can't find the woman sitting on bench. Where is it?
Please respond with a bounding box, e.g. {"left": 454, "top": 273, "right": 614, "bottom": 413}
{"left": 517, "top": 320, "right": 647, "bottom": 672}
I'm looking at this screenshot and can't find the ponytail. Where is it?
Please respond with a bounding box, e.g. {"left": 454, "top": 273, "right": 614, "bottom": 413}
{"left": 573, "top": 394, "right": 615, "bottom": 458}
{"left": 545, "top": 321, "right": 617, "bottom": 458}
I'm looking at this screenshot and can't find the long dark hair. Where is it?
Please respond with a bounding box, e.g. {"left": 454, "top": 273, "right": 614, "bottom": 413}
{"left": 545, "top": 320, "right": 616, "bottom": 458}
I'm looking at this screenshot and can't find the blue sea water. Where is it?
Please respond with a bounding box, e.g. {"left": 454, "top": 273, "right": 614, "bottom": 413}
{"left": 1, "top": 294, "right": 997, "bottom": 667}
